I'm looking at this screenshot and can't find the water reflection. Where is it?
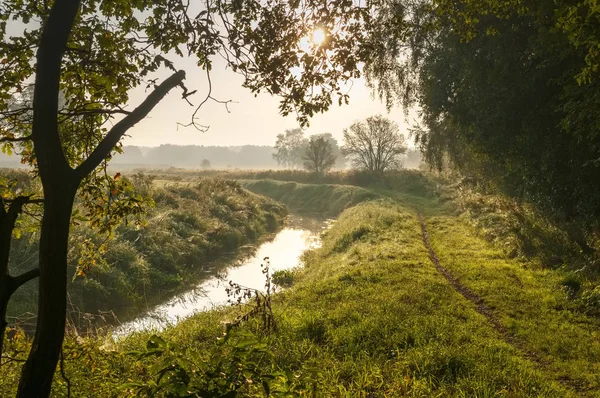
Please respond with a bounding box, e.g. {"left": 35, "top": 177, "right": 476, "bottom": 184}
{"left": 115, "top": 215, "right": 331, "bottom": 335}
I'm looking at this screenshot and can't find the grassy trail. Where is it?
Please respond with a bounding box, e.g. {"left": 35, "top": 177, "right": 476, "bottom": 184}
{"left": 419, "top": 214, "right": 590, "bottom": 395}
{"left": 239, "top": 178, "right": 600, "bottom": 396}
{"left": 421, "top": 211, "right": 600, "bottom": 396}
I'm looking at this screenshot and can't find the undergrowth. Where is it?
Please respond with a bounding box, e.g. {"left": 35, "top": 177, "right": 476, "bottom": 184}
{"left": 4, "top": 172, "right": 600, "bottom": 396}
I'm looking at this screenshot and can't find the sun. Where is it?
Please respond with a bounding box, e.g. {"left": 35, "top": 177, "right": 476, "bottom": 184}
{"left": 312, "top": 28, "right": 326, "bottom": 46}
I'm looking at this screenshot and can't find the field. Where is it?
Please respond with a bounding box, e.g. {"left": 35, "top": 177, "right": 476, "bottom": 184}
{"left": 2, "top": 169, "right": 600, "bottom": 397}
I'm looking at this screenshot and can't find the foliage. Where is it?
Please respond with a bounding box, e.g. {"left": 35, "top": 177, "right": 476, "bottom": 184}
{"left": 226, "top": 257, "right": 277, "bottom": 333}
{"left": 342, "top": 115, "right": 407, "bottom": 172}
{"left": 364, "top": 0, "right": 600, "bottom": 241}
{"left": 272, "top": 269, "right": 295, "bottom": 288}
{"left": 302, "top": 134, "right": 337, "bottom": 174}
{"left": 319, "top": 133, "right": 346, "bottom": 169}
{"left": 124, "top": 331, "right": 277, "bottom": 397}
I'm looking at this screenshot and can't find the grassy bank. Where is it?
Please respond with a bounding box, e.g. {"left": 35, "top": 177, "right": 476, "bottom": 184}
{"left": 8, "top": 177, "right": 286, "bottom": 323}
{"left": 5, "top": 193, "right": 600, "bottom": 396}
{"left": 239, "top": 179, "right": 379, "bottom": 216}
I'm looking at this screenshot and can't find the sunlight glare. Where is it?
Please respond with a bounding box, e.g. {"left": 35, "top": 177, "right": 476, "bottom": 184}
{"left": 312, "top": 28, "right": 326, "bottom": 46}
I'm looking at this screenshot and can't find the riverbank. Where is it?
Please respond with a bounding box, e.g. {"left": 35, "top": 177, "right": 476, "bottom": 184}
{"left": 4, "top": 174, "right": 600, "bottom": 396}
{"left": 7, "top": 177, "right": 287, "bottom": 328}
{"left": 114, "top": 214, "right": 328, "bottom": 334}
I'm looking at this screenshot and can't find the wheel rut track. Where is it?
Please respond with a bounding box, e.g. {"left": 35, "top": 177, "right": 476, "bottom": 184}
{"left": 417, "top": 213, "right": 590, "bottom": 395}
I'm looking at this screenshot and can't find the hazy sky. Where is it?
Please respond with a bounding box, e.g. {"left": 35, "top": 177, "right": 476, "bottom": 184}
{"left": 6, "top": 13, "right": 415, "bottom": 149}
{"left": 122, "top": 55, "right": 415, "bottom": 148}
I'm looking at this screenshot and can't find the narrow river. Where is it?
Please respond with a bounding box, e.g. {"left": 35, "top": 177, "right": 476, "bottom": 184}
{"left": 115, "top": 215, "right": 332, "bottom": 335}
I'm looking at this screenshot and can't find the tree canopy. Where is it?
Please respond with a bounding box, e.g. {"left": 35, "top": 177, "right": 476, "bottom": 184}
{"left": 362, "top": 0, "right": 600, "bottom": 233}
{"left": 273, "top": 128, "right": 308, "bottom": 169}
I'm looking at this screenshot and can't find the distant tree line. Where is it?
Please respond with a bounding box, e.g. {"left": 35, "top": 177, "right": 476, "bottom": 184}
{"left": 112, "top": 145, "right": 278, "bottom": 169}
{"left": 273, "top": 115, "right": 411, "bottom": 174}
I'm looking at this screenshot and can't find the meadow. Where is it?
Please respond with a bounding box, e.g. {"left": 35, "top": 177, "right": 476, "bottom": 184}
{"left": 3, "top": 169, "right": 600, "bottom": 396}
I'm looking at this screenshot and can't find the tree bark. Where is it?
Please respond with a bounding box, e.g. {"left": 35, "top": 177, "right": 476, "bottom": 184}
{"left": 17, "top": 181, "right": 77, "bottom": 397}
{"left": 0, "top": 275, "right": 13, "bottom": 359}
{"left": 17, "top": 0, "right": 81, "bottom": 393}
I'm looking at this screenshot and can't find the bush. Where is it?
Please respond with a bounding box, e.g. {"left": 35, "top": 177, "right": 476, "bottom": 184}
{"left": 272, "top": 269, "right": 295, "bottom": 287}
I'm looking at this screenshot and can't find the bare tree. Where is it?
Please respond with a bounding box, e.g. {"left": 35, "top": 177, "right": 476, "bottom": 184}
{"left": 302, "top": 135, "right": 337, "bottom": 173}
{"left": 342, "top": 115, "right": 407, "bottom": 172}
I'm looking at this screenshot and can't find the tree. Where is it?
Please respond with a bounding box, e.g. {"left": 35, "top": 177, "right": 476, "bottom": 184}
{"left": 201, "top": 159, "right": 211, "bottom": 169}
{"left": 321, "top": 133, "right": 346, "bottom": 169}
{"left": 302, "top": 134, "right": 337, "bottom": 173}
{"left": 273, "top": 128, "right": 308, "bottom": 169}
{"left": 0, "top": 0, "right": 380, "bottom": 395}
{"left": 367, "top": 0, "right": 600, "bottom": 222}
{"left": 342, "top": 115, "right": 407, "bottom": 173}
{"left": 359, "top": 0, "right": 600, "bottom": 254}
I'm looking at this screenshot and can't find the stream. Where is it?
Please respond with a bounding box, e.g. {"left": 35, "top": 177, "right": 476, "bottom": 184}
{"left": 115, "top": 215, "right": 332, "bottom": 335}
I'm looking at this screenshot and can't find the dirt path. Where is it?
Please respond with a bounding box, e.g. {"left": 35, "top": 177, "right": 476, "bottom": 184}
{"left": 417, "top": 213, "right": 587, "bottom": 394}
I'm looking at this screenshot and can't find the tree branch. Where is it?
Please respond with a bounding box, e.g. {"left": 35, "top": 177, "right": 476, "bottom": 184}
{"left": 0, "top": 196, "right": 35, "bottom": 276}
{"left": 75, "top": 70, "right": 186, "bottom": 179}
{"left": 10, "top": 268, "right": 40, "bottom": 295}
{"left": 0, "top": 135, "right": 33, "bottom": 143}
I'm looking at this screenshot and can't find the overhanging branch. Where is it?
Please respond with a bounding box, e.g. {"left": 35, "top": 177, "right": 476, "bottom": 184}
{"left": 10, "top": 268, "right": 40, "bottom": 295}
{"left": 0, "top": 135, "right": 33, "bottom": 143}
{"left": 75, "top": 70, "right": 186, "bottom": 179}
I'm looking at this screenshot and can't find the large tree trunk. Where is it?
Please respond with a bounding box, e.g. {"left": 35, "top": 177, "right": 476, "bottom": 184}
{"left": 17, "top": 180, "right": 77, "bottom": 397}
{"left": 0, "top": 275, "right": 11, "bottom": 357}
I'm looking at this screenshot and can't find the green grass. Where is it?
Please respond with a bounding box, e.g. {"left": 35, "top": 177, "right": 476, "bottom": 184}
{"left": 7, "top": 177, "right": 287, "bottom": 323}
{"left": 6, "top": 198, "right": 599, "bottom": 396}
{"left": 426, "top": 216, "right": 600, "bottom": 392}
{"left": 240, "top": 179, "right": 379, "bottom": 216}
{"left": 4, "top": 173, "right": 600, "bottom": 396}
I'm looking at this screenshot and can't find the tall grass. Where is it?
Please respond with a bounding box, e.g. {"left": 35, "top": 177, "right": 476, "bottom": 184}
{"left": 7, "top": 177, "right": 287, "bottom": 325}
{"left": 5, "top": 200, "right": 593, "bottom": 396}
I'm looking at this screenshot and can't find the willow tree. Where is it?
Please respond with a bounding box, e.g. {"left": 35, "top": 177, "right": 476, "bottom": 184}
{"left": 364, "top": 0, "right": 600, "bottom": 229}
{"left": 0, "top": 0, "right": 403, "bottom": 395}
